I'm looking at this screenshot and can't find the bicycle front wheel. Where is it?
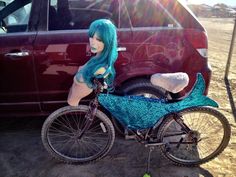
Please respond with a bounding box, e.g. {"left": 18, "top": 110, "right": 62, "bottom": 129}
{"left": 41, "top": 105, "right": 115, "bottom": 164}
{"left": 157, "top": 107, "right": 231, "bottom": 166}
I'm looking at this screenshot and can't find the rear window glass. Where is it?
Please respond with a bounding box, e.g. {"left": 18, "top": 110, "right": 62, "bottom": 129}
{"left": 49, "top": 0, "right": 118, "bottom": 30}
{"left": 124, "top": 0, "right": 176, "bottom": 27}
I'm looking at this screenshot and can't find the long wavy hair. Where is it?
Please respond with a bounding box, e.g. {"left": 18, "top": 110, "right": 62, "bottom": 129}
{"left": 81, "top": 19, "right": 118, "bottom": 89}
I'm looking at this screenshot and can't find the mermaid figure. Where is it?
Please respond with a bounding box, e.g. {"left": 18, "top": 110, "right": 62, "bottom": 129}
{"left": 67, "top": 19, "right": 118, "bottom": 106}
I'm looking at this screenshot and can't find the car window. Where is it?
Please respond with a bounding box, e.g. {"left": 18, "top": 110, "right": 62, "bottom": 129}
{"left": 124, "top": 0, "right": 176, "bottom": 28}
{"left": 49, "top": 0, "right": 119, "bottom": 31}
{"left": 0, "top": 0, "right": 32, "bottom": 34}
{"left": 118, "top": 0, "right": 130, "bottom": 28}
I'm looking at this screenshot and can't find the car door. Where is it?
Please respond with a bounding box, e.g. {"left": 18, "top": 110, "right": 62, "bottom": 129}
{"left": 0, "top": 0, "right": 40, "bottom": 116}
{"left": 33, "top": 0, "right": 122, "bottom": 112}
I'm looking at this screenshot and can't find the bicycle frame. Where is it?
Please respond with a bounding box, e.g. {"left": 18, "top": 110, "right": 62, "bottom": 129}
{"left": 83, "top": 75, "right": 211, "bottom": 144}
{"left": 76, "top": 79, "right": 102, "bottom": 139}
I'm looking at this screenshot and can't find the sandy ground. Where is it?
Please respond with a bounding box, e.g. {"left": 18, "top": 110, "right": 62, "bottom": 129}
{"left": 0, "top": 18, "right": 236, "bottom": 177}
{"left": 199, "top": 18, "right": 236, "bottom": 176}
{"left": 0, "top": 121, "right": 215, "bottom": 177}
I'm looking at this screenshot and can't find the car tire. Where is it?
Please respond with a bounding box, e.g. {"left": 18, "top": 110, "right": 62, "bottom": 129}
{"left": 121, "top": 78, "right": 167, "bottom": 98}
{"left": 112, "top": 78, "right": 168, "bottom": 136}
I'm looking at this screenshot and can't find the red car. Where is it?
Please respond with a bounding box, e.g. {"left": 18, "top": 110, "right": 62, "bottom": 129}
{"left": 0, "top": 0, "right": 211, "bottom": 117}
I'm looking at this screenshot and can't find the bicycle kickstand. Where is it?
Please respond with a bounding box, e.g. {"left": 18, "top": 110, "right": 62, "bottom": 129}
{"left": 143, "top": 147, "right": 154, "bottom": 177}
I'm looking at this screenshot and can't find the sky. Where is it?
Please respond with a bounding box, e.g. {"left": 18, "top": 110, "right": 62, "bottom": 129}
{"left": 185, "top": 0, "right": 236, "bottom": 7}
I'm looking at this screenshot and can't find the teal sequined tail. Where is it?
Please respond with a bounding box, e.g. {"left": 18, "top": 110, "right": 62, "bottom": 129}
{"left": 98, "top": 73, "right": 218, "bottom": 129}
{"left": 175, "top": 73, "right": 218, "bottom": 109}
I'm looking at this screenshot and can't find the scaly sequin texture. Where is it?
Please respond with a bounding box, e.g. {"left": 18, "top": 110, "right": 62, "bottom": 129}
{"left": 98, "top": 74, "right": 218, "bottom": 130}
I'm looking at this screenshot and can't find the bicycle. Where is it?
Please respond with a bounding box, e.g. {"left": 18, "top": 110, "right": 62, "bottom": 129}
{"left": 41, "top": 73, "right": 231, "bottom": 166}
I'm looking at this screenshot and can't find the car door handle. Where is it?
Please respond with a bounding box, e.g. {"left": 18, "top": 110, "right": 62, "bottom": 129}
{"left": 117, "top": 47, "right": 126, "bottom": 52}
{"left": 5, "top": 51, "right": 30, "bottom": 57}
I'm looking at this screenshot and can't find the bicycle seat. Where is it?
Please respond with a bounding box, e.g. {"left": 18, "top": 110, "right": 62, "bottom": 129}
{"left": 150, "top": 72, "right": 189, "bottom": 93}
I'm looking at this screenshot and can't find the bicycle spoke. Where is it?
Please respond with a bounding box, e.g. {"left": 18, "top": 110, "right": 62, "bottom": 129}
{"left": 42, "top": 106, "right": 115, "bottom": 163}
{"left": 158, "top": 107, "right": 230, "bottom": 166}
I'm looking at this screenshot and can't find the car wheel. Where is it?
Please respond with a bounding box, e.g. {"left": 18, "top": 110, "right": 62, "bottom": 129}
{"left": 121, "top": 78, "right": 167, "bottom": 98}
{"left": 112, "top": 78, "right": 168, "bottom": 136}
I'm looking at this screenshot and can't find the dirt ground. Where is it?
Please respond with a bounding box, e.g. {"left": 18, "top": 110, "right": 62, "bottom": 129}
{"left": 199, "top": 18, "right": 236, "bottom": 176}
{"left": 0, "top": 117, "right": 218, "bottom": 177}
{"left": 0, "top": 18, "right": 236, "bottom": 177}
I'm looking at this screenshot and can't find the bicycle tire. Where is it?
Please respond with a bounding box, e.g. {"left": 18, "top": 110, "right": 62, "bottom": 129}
{"left": 41, "top": 105, "right": 115, "bottom": 164}
{"left": 157, "top": 107, "right": 231, "bottom": 166}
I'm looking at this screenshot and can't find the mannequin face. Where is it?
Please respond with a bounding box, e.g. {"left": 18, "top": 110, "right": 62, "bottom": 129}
{"left": 89, "top": 33, "right": 104, "bottom": 55}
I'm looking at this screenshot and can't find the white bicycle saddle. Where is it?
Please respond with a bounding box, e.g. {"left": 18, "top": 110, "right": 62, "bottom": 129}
{"left": 150, "top": 72, "right": 189, "bottom": 93}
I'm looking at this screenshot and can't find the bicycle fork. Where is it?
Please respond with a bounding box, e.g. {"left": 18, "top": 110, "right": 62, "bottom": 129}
{"left": 77, "top": 99, "right": 99, "bottom": 139}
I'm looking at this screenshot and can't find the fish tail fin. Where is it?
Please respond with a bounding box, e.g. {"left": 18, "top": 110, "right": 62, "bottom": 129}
{"left": 183, "top": 73, "right": 218, "bottom": 108}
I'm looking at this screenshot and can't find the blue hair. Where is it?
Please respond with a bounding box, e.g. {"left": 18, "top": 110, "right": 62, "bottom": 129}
{"left": 81, "top": 19, "right": 118, "bottom": 90}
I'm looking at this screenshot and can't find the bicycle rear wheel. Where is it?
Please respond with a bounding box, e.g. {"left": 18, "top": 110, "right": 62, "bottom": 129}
{"left": 157, "top": 107, "right": 231, "bottom": 166}
{"left": 41, "top": 105, "right": 115, "bottom": 164}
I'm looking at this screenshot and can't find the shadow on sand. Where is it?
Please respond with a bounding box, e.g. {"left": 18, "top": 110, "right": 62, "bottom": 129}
{"left": 224, "top": 77, "right": 236, "bottom": 122}
{"left": 0, "top": 117, "right": 214, "bottom": 177}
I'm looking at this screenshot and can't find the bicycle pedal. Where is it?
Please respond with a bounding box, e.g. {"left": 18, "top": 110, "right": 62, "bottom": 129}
{"left": 125, "top": 134, "right": 136, "bottom": 140}
{"left": 145, "top": 142, "right": 164, "bottom": 147}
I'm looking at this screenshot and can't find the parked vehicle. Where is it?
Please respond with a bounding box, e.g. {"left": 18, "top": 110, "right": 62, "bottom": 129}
{"left": 0, "top": 0, "right": 211, "bottom": 117}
